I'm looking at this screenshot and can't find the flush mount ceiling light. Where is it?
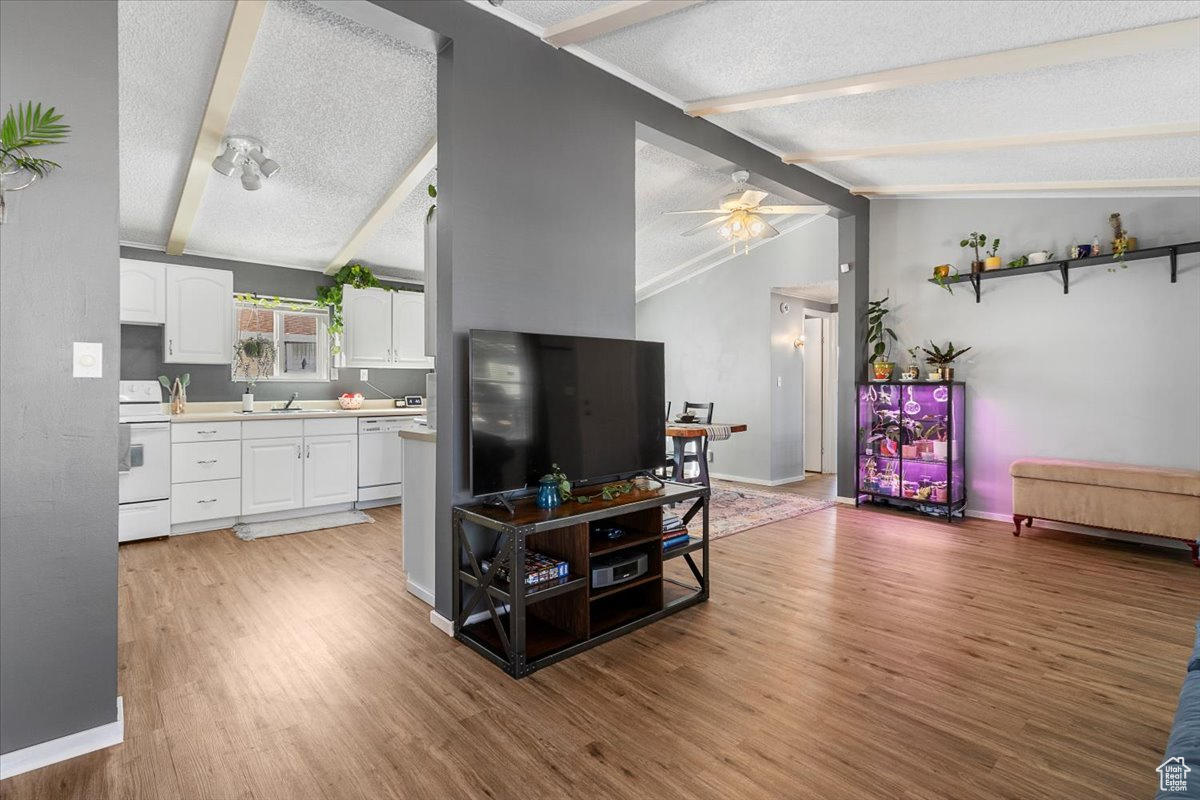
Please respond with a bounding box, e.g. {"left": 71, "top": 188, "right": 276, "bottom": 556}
{"left": 211, "top": 135, "right": 280, "bottom": 191}
{"left": 664, "top": 170, "right": 830, "bottom": 255}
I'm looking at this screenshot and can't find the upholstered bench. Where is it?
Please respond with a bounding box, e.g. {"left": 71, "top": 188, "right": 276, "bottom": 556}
{"left": 1010, "top": 458, "right": 1200, "bottom": 566}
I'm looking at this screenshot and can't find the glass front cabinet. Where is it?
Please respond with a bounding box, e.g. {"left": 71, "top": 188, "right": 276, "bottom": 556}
{"left": 856, "top": 381, "right": 966, "bottom": 521}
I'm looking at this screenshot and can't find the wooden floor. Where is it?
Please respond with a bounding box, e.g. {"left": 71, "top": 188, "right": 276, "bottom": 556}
{"left": 3, "top": 500, "right": 1196, "bottom": 800}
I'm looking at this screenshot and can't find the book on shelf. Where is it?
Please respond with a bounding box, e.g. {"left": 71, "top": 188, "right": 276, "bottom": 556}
{"left": 663, "top": 532, "right": 692, "bottom": 550}
{"left": 481, "top": 551, "right": 568, "bottom": 586}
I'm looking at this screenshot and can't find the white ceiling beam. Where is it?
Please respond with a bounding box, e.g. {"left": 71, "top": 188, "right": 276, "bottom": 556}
{"left": 783, "top": 122, "right": 1200, "bottom": 163}
{"left": 542, "top": 0, "right": 703, "bottom": 48}
{"left": 850, "top": 178, "right": 1200, "bottom": 196}
{"left": 323, "top": 138, "right": 437, "bottom": 275}
{"left": 687, "top": 18, "right": 1200, "bottom": 116}
{"left": 166, "top": 0, "right": 268, "bottom": 255}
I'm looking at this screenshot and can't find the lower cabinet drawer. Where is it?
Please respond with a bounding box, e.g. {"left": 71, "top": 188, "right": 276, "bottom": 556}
{"left": 119, "top": 499, "right": 170, "bottom": 542}
{"left": 172, "top": 478, "right": 240, "bottom": 524}
{"left": 172, "top": 440, "right": 240, "bottom": 483}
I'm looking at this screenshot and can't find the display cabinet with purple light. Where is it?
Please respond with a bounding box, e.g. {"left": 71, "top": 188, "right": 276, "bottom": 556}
{"left": 856, "top": 381, "right": 966, "bottom": 521}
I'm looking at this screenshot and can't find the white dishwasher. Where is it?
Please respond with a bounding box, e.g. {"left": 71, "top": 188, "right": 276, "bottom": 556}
{"left": 358, "top": 417, "right": 404, "bottom": 503}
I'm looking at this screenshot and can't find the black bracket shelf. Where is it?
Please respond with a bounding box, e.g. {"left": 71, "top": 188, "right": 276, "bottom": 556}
{"left": 930, "top": 240, "right": 1200, "bottom": 303}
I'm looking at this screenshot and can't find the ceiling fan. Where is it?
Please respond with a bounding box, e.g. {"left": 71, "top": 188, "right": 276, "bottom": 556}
{"left": 664, "top": 170, "right": 830, "bottom": 252}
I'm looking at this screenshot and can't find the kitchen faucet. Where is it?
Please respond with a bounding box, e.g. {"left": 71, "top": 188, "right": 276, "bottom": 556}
{"left": 282, "top": 392, "right": 299, "bottom": 410}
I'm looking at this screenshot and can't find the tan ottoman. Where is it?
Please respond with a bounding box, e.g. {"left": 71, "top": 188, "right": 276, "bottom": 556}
{"left": 1010, "top": 458, "right": 1200, "bottom": 566}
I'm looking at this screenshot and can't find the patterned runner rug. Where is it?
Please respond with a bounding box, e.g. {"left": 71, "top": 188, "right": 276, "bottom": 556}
{"left": 708, "top": 481, "right": 835, "bottom": 540}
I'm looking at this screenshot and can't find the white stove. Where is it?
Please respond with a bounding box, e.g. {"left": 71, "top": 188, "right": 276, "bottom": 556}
{"left": 119, "top": 380, "right": 171, "bottom": 541}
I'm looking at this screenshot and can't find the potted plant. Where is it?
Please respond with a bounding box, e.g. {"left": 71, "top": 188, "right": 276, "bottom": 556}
{"left": 901, "top": 346, "right": 921, "bottom": 380}
{"left": 0, "top": 101, "right": 70, "bottom": 223}
{"left": 960, "top": 232, "right": 988, "bottom": 273}
{"left": 921, "top": 341, "right": 972, "bottom": 381}
{"left": 234, "top": 336, "right": 277, "bottom": 411}
{"left": 867, "top": 294, "right": 898, "bottom": 381}
{"left": 984, "top": 237, "right": 1002, "bottom": 270}
{"left": 932, "top": 264, "right": 958, "bottom": 294}
{"left": 1109, "top": 212, "right": 1135, "bottom": 265}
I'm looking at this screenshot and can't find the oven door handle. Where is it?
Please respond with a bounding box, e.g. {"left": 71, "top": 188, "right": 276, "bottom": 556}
{"left": 129, "top": 444, "right": 145, "bottom": 468}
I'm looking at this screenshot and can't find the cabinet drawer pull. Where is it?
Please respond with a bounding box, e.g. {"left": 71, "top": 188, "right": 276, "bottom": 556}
{"left": 306, "top": 444, "right": 310, "bottom": 459}
{"left": 197, "top": 498, "right": 218, "bottom": 504}
{"left": 169, "top": 339, "right": 174, "bottom": 356}
{"left": 196, "top": 459, "right": 218, "bottom": 464}
{"left": 197, "top": 430, "right": 217, "bottom": 435}
{"left": 296, "top": 445, "right": 301, "bottom": 459}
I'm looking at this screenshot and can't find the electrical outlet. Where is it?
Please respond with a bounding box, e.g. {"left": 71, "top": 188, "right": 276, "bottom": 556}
{"left": 360, "top": 369, "right": 369, "bottom": 381}
{"left": 777, "top": 375, "right": 783, "bottom": 388}
{"left": 707, "top": 450, "right": 714, "bottom": 462}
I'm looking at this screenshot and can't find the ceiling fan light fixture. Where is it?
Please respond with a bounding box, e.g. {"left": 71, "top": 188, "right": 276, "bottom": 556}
{"left": 213, "top": 135, "right": 278, "bottom": 191}
{"left": 748, "top": 216, "right": 765, "bottom": 236}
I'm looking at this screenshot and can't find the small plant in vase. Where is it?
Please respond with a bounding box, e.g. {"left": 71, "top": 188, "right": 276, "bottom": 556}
{"left": 901, "top": 346, "right": 921, "bottom": 381}
{"left": 1108, "top": 212, "right": 1135, "bottom": 268}
{"left": 984, "top": 237, "right": 1002, "bottom": 270}
{"left": 921, "top": 341, "right": 971, "bottom": 381}
{"left": 932, "top": 264, "right": 958, "bottom": 294}
{"left": 867, "top": 295, "right": 898, "bottom": 381}
{"left": 234, "top": 336, "right": 277, "bottom": 411}
{"left": 959, "top": 232, "right": 988, "bottom": 273}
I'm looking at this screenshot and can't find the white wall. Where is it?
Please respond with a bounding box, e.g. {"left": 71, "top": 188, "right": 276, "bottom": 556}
{"left": 870, "top": 197, "right": 1200, "bottom": 517}
{"left": 636, "top": 217, "right": 838, "bottom": 483}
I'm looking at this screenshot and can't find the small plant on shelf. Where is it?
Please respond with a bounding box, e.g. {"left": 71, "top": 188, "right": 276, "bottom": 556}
{"left": 932, "top": 264, "right": 958, "bottom": 294}
{"left": 867, "top": 295, "right": 898, "bottom": 380}
{"left": 984, "top": 237, "right": 1002, "bottom": 269}
{"left": 921, "top": 341, "right": 972, "bottom": 381}
{"left": 959, "top": 232, "right": 987, "bottom": 273}
{"left": 1108, "top": 212, "right": 1133, "bottom": 269}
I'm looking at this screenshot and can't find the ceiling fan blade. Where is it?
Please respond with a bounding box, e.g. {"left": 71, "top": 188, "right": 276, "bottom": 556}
{"left": 681, "top": 214, "right": 732, "bottom": 237}
{"left": 662, "top": 209, "right": 728, "bottom": 215}
{"left": 755, "top": 204, "right": 831, "bottom": 215}
{"left": 738, "top": 190, "right": 768, "bottom": 207}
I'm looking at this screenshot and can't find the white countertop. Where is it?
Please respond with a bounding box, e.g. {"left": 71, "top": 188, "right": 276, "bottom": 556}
{"left": 169, "top": 399, "right": 428, "bottom": 423}
{"left": 395, "top": 418, "right": 436, "bottom": 443}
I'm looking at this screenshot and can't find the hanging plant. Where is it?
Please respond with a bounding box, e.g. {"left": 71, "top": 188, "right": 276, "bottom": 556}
{"left": 233, "top": 336, "right": 277, "bottom": 388}
{"left": 315, "top": 263, "right": 393, "bottom": 337}
{"left": 425, "top": 182, "right": 437, "bottom": 224}
{"left": 0, "top": 101, "right": 71, "bottom": 223}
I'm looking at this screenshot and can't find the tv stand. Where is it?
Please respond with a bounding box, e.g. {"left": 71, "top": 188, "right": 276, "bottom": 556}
{"left": 452, "top": 480, "right": 709, "bottom": 678}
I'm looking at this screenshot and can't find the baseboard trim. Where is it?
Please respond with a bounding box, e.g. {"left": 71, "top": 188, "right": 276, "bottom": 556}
{"left": 429, "top": 606, "right": 507, "bottom": 637}
{"left": 963, "top": 509, "right": 1190, "bottom": 551}
{"left": 406, "top": 578, "right": 434, "bottom": 607}
{"left": 0, "top": 697, "right": 124, "bottom": 780}
{"left": 709, "top": 472, "right": 808, "bottom": 487}
{"left": 835, "top": 496, "right": 858, "bottom": 505}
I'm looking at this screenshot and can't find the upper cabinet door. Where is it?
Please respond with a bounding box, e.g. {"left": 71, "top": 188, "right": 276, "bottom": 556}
{"left": 120, "top": 259, "right": 166, "bottom": 325}
{"left": 392, "top": 290, "right": 431, "bottom": 368}
{"left": 342, "top": 286, "right": 392, "bottom": 367}
{"left": 164, "top": 265, "right": 233, "bottom": 364}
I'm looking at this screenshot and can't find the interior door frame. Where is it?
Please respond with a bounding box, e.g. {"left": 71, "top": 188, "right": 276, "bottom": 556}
{"left": 801, "top": 309, "right": 838, "bottom": 474}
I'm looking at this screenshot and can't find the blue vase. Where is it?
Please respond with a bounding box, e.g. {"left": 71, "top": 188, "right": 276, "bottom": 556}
{"left": 537, "top": 477, "right": 561, "bottom": 510}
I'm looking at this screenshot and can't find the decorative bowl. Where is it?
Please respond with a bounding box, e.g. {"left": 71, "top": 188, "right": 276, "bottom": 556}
{"left": 338, "top": 393, "right": 364, "bottom": 410}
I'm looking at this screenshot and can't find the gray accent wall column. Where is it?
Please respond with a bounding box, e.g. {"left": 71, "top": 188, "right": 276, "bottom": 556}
{"left": 369, "top": 0, "right": 868, "bottom": 617}
{"left": 0, "top": 0, "right": 121, "bottom": 754}
{"left": 837, "top": 214, "right": 869, "bottom": 499}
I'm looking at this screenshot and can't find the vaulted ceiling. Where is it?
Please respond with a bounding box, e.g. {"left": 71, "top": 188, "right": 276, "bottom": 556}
{"left": 118, "top": 0, "right": 436, "bottom": 280}
{"left": 488, "top": 0, "right": 1200, "bottom": 196}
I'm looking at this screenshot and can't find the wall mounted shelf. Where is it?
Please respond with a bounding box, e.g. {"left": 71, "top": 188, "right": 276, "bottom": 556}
{"left": 929, "top": 240, "right": 1200, "bottom": 303}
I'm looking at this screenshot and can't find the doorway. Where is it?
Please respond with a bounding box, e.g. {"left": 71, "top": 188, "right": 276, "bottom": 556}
{"left": 801, "top": 311, "right": 837, "bottom": 474}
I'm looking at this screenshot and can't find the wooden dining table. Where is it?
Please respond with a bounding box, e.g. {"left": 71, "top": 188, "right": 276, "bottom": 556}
{"left": 665, "top": 422, "right": 748, "bottom": 485}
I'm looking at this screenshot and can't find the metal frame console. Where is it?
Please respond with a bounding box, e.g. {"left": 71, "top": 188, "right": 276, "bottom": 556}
{"left": 452, "top": 480, "right": 709, "bottom": 678}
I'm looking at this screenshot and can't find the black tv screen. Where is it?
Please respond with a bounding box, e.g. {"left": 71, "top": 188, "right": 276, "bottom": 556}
{"left": 469, "top": 330, "right": 665, "bottom": 497}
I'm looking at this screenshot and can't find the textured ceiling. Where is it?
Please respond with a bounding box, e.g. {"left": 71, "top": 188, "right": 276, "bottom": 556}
{"left": 636, "top": 139, "right": 828, "bottom": 294}
{"left": 779, "top": 282, "right": 838, "bottom": 305}
{"left": 497, "top": 0, "right": 1200, "bottom": 192}
{"left": 119, "top": 0, "right": 235, "bottom": 248}
{"left": 354, "top": 168, "right": 436, "bottom": 278}
{"left": 119, "top": 0, "right": 436, "bottom": 274}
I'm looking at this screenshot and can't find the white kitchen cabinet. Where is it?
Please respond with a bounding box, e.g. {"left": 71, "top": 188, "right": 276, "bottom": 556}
{"left": 164, "top": 265, "right": 233, "bottom": 364}
{"left": 391, "top": 291, "right": 429, "bottom": 368}
{"left": 342, "top": 286, "right": 431, "bottom": 369}
{"left": 241, "top": 436, "right": 305, "bottom": 515}
{"left": 304, "top": 434, "right": 359, "bottom": 507}
{"left": 120, "top": 259, "right": 166, "bottom": 324}
{"left": 342, "top": 286, "right": 392, "bottom": 367}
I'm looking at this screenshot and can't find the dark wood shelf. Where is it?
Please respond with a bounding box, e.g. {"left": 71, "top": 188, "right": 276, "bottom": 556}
{"left": 663, "top": 537, "right": 702, "bottom": 559}
{"left": 590, "top": 599, "right": 657, "bottom": 637}
{"left": 461, "top": 615, "right": 582, "bottom": 661}
{"left": 588, "top": 528, "right": 661, "bottom": 556}
{"left": 588, "top": 571, "right": 662, "bottom": 602}
{"left": 457, "top": 569, "right": 587, "bottom": 605}
{"left": 929, "top": 240, "right": 1199, "bottom": 303}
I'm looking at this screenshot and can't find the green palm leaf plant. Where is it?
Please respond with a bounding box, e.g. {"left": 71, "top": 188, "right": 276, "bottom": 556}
{"left": 1, "top": 102, "right": 70, "bottom": 179}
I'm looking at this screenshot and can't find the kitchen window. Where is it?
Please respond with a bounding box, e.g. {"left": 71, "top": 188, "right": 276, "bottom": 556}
{"left": 232, "top": 297, "right": 331, "bottom": 382}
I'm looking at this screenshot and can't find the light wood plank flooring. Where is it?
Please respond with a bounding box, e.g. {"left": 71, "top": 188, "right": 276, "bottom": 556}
{"left": 2, "top": 502, "right": 1196, "bottom": 800}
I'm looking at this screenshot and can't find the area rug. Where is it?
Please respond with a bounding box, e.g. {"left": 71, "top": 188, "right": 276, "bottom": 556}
{"left": 707, "top": 482, "right": 834, "bottom": 540}
{"left": 233, "top": 510, "right": 373, "bottom": 541}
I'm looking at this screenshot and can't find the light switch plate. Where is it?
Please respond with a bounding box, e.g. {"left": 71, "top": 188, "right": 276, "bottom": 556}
{"left": 360, "top": 369, "right": 369, "bottom": 381}
{"left": 73, "top": 342, "right": 102, "bottom": 378}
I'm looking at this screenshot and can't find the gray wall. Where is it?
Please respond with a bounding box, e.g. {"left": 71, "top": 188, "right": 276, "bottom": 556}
{"left": 0, "top": 0, "right": 120, "bottom": 754}
{"left": 372, "top": 0, "right": 867, "bottom": 617}
{"left": 635, "top": 219, "right": 838, "bottom": 484}
{"left": 870, "top": 196, "right": 1200, "bottom": 517}
{"left": 119, "top": 247, "right": 429, "bottom": 402}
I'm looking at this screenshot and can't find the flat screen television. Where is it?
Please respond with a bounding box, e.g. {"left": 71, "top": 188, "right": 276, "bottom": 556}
{"left": 469, "top": 330, "right": 665, "bottom": 497}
